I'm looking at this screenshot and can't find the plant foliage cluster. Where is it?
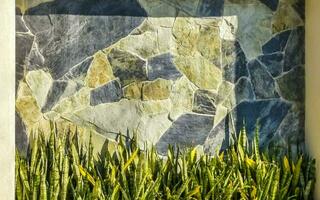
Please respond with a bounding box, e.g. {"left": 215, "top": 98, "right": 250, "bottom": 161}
{"left": 15, "top": 124, "right": 315, "bottom": 200}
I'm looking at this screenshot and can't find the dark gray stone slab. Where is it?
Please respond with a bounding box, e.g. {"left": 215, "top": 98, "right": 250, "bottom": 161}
{"left": 90, "top": 79, "right": 123, "bottom": 106}
{"left": 107, "top": 49, "right": 147, "bottom": 86}
{"left": 23, "top": 14, "right": 145, "bottom": 79}
{"left": 205, "top": 99, "right": 291, "bottom": 153}
{"left": 42, "top": 81, "right": 68, "bottom": 112}
{"left": 16, "top": 8, "right": 28, "bottom": 32}
{"left": 192, "top": 90, "right": 216, "bottom": 115}
{"left": 196, "top": 0, "right": 224, "bottom": 16}
{"left": 61, "top": 57, "right": 93, "bottom": 81}
{"left": 259, "top": 0, "right": 279, "bottom": 11}
{"left": 258, "top": 52, "right": 284, "bottom": 77}
{"left": 16, "top": 33, "right": 34, "bottom": 92}
{"left": 276, "top": 66, "right": 305, "bottom": 102}
{"left": 234, "top": 77, "right": 255, "bottom": 103}
{"left": 147, "top": 53, "right": 182, "bottom": 81}
{"left": 284, "top": 26, "right": 305, "bottom": 72}
{"left": 262, "top": 30, "right": 291, "bottom": 54}
{"left": 248, "top": 59, "right": 279, "bottom": 99}
{"left": 222, "top": 41, "right": 248, "bottom": 83}
{"left": 15, "top": 112, "right": 28, "bottom": 156}
{"left": 156, "top": 113, "right": 214, "bottom": 155}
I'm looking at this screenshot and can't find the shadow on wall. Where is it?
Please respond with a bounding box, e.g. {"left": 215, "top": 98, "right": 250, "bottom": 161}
{"left": 15, "top": 0, "right": 305, "bottom": 156}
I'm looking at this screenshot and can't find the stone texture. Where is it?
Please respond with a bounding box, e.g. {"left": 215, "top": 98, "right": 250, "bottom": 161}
{"left": 224, "top": 3, "right": 273, "bottom": 59}
{"left": 142, "top": 79, "right": 172, "bottom": 101}
{"left": 283, "top": 26, "right": 305, "bottom": 72}
{"left": 61, "top": 57, "right": 93, "bottom": 83}
{"left": 234, "top": 77, "right": 255, "bottom": 103}
{"left": 25, "top": 70, "right": 53, "bottom": 108}
{"left": 169, "top": 76, "right": 197, "bottom": 120}
{"left": 193, "top": 90, "right": 216, "bottom": 115}
{"left": 222, "top": 41, "right": 248, "bottom": 83}
{"left": 107, "top": 49, "right": 147, "bottom": 86}
{"left": 147, "top": 53, "right": 182, "bottom": 81}
{"left": 90, "top": 79, "right": 122, "bottom": 106}
{"left": 24, "top": 14, "right": 145, "bottom": 79}
{"left": 206, "top": 99, "right": 291, "bottom": 152}
{"left": 16, "top": 8, "right": 28, "bottom": 32}
{"left": 260, "top": 0, "right": 279, "bottom": 11}
{"left": 248, "top": 59, "right": 279, "bottom": 99}
{"left": 272, "top": 0, "right": 304, "bottom": 33}
{"left": 276, "top": 66, "right": 304, "bottom": 102}
{"left": 258, "top": 52, "right": 284, "bottom": 77}
{"left": 174, "top": 55, "right": 222, "bottom": 90}
{"left": 85, "top": 52, "right": 115, "bottom": 88}
{"left": 156, "top": 113, "right": 214, "bottom": 155}
{"left": 123, "top": 82, "right": 143, "bottom": 100}
{"left": 262, "top": 30, "right": 291, "bottom": 54}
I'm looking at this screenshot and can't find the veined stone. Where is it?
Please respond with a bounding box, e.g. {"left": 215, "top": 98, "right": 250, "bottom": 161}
{"left": 174, "top": 55, "right": 222, "bottom": 91}
{"left": 258, "top": 52, "right": 284, "bottom": 77}
{"left": 156, "top": 113, "right": 214, "bottom": 155}
{"left": 206, "top": 99, "right": 291, "bottom": 152}
{"left": 147, "top": 53, "right": 182, "bottom": 81}
{"left": 276, "top": 66, "right": 304, "bottom": 102}
{"left": 248, "top": 59, "right": 279, "bottom": 99}
{"left": 16, "top": 8, "right": 28, "bottom": 32}
{"left": 23, "top": 13, "right": 145, "bottom": 79}
{"left": 123, "top": 82, "right": 143, "bottom": 100}
{"left": 216, "top": 81, "right": 234, "bottom": 105}
{"left": 272, "top": 0, "right": 304, "bottom": 33}
{"left": 142, "top": 79, "right": 172, "bottom": 101}
{"left": 42, "top": 80, "right": 81, "bottom": 112}
{"left": 222, "top": 41, "right": 248, "bottom": 83}
{"left": 52, "top": 87, "right": 90, "bottom": 114}
{"left": 61, "top": 57, "right": 93, "bottom": 84}
{"left": 172, "top": 17, "right": 221, "bottom": 66}
{"left": 16, "top": 81, "right": 43, "bottom": 129}
{"left": 234, "top": 77, "right": 255, "bottom": 103}
{"left": 283, "top": 27, "right": 305, "bottom": 71}
{"left": 169, "top": 76, "right": 197, "bottom": 120}
{"left": 90, "top": 78, "right": 122, "bottom": 106}
{"left": 26, "top": 70, "right": 53, "bottom": 108}
{"left": 219, "top": 16, "right": 238, "bottom": 41}
{"left": 224, "top": 3, "right": 273, "bottom": 59}
{"left": 193, "top": 90, "right": 217, "bottom": 115}
{"left": 262, "top": 30, "right": 291, "bottom": 54}
{"left": 85, "top": 51, "right": 115, "bottom": 88}
{"left": 213, "top": 104, "right": 228, "bottom": 126}
{"left": 107, "top": 48, "right": 147, "bottom": 86}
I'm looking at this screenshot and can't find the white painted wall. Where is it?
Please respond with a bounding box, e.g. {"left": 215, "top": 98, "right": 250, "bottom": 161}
{"left": 306, "top": 0, "right": 320, "bottom": 198}
{"left": 0, "top": 0, "right": 15, "bottom": 199}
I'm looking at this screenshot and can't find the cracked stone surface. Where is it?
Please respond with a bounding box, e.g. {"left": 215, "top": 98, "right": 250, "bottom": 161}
{"left": 16, "top": 0, "right": 305, "bottom": 154}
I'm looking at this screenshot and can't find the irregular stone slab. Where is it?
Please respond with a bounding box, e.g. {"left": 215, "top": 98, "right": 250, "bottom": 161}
{"left": 283, "top": 27, "right": 305, "bottom": 72}
{"left": 142, "top": 79, "right": 172, "bottom": 101}
{"left": 248, "top": 59, "right": 278, "bottom": 99}
{"left": 23, "top": 13, "right": 145, "bottom": 79}
{"left": 196, "top": 0, "right": 224, "bottom": 16}
{"left": 169, "top": 76, "right": 197, "bottom": 120}
{"left": 216, "top": 81, "right": 234, "bottom": 104}
{"left": 107, "top": 49, "right": 147, "bottom": 86}
{"left": 156, "top": 113, "right": 214, "bottom": 155}
{"left": 222, "top": 41, "right": 248, "bottom": 83}
{"left": 292, "top": 0, "right": 305, "bottom": 20}
{"left": 272, "top": 0, "right": 304, "bottom": 33}
{"left": 262, "top": 30, "right": 291, "bottom": 54}
{"left": 26, "top": 70, "right": 53, "bottom": 108}
{"left": 42, "top": 80, "right": 81, "bottom": 112}
{"left": 147, "top": 53, "right": 182, "bottom": 81}
{"left": 90, "top": 79, "right": 122, "bottom": 106}
{"left": 259, "top": 0, "right": 279, "bottom": 11}
{"left": 61, "top": 57, "right": 93, "bottom": 83}
{"left": 15, "top": 112, "right": 29, "bottom": 155}
{"left": 85, "top": 52, "right": 115, "bottom": 88}
{"left": 276, "top": 66, "right": 304, "bottom": 102}
{"left": 219, "top": 16, "right": 237, "bottom": 41}
{"left": 192, "top": 90, "right": 216, "bottom": 115}
{"left": 16, "top": 8, "right": 28, "bottom": 32}
{"left": 224, "top": 3, "right": 272, "bottom": 59}
{"left": 174, "top": 55, "right": 222, "bottom": 90}
{"left": 123, "top": 82, "right": 142, "bottom": 100}
{"left": 234, "top": 77, "right": 255, "bottom": 103}
{"left": 205, "top": 99, "right": 291, "bottom": 152}
{"left": 16, "top": 33, "right": 34, "bottom": 89}
{"left": 258, "top": 52, "right": 284, "bottom": 77}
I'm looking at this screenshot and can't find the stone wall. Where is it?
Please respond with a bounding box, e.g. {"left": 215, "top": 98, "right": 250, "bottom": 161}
{"left": 15, "top": 0, "right": 305, "bottom": 154}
